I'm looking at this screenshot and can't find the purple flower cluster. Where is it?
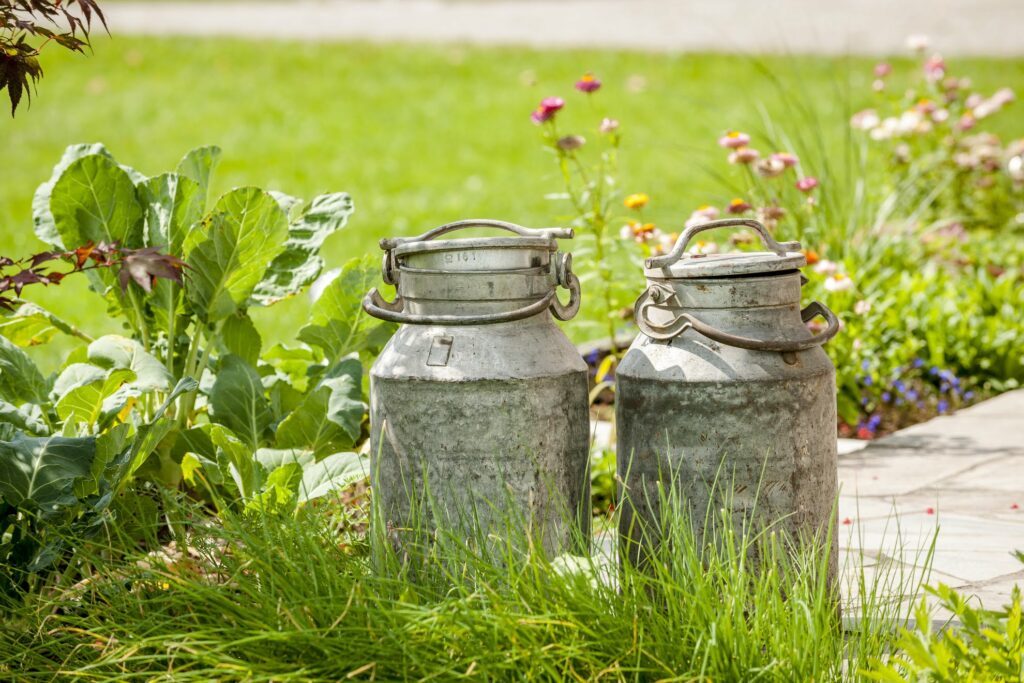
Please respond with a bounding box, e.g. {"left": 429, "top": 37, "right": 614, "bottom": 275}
{"left": 853, "top": 357, "right": 976, "bottom": 438}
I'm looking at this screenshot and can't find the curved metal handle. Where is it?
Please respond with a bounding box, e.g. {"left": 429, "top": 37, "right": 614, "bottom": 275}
{"left": 645, "top": 218, "right": 801, "bottom": 269}
{"left": 379, "top": 219, "right": 574, "bottom": 250}
{"left": 549, "top": 272, "right": 581, "bottom": 321}
{"left": 635, "top": 288, "right": 840, "bottom": 351}
{"left": 362, "top": 288, "right": 558, "bottom": 326}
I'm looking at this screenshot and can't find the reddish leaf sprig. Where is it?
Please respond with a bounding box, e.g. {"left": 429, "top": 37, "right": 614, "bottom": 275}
{"left": 0, "top": 242, "right": 185, "bottom": 311}
{"left": 1, "top": 0, "right": 107, "bottom": 115}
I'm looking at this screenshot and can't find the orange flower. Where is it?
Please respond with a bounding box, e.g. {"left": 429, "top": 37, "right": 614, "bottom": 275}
{"left": 802, "top": 248, "right": 820, "bottom": 265}
{"left": 623, "top": 193, "right": 649, "bottom": 210}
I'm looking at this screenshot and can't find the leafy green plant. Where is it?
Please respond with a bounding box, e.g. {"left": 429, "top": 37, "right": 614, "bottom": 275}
{"left": 864, "top": 552, "right": 1024, "bottom": 682}
{"left": 1, "top": 143, "right": 391, "bottom": 594}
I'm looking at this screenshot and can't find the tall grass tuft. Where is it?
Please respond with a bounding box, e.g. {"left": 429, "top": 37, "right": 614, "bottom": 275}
{"left": 1, "top": 481, "right": 926, "bottom": 681}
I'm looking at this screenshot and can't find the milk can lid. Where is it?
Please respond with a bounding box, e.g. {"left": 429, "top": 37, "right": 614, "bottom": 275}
{"left": 377, "top": 219, "right": 574, "bottom": 281}
{"left": 643, "top": 219, "right": 805, "bottom": 279}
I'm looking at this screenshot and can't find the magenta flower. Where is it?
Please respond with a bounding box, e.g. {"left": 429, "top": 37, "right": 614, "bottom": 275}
{"left": 718, "top": 131, "right": 751, "bottom": 149}
{"left": 530, "top": 96, "right": 565, "bottom": 124}
{"left": 575, "top": 73, "right": 602, "bottom": 93}
{"left": 873, "top": 62, "right": 893, "bottom": 78}
{"left": 796, "top": 177, "right": 819, "bottom": 193}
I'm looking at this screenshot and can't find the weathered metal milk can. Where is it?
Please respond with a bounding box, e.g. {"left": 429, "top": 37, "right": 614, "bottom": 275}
{"left": 363, "top": 219, "right": 590, "bottom": 557}
{"left": 616, "top": 218, "right": 841, "bottom": 570}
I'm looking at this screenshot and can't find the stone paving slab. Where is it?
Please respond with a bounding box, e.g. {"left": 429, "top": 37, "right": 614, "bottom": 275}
{"left": 838, "top": 390, "right": 1024, "bottom": 619}
{"left": 102, "top": 0, "right": 1024, "bottom": 56}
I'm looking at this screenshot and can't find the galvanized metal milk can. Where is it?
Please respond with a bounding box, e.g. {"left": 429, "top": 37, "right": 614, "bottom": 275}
{"left": 363, "top": 219, "right": 590, "bottom": 557}
{"left": 616, "top": 218, "right": 841, "bottom": 570}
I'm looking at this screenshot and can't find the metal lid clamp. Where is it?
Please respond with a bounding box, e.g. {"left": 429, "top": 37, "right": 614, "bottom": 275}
{"left": 364, "top": 219, "right": 581, "bottom": 325}
{"left": 635, "top": 218, "right": 840, "bottom": 350}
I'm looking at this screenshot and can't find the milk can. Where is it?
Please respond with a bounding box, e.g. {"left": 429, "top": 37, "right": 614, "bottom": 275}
{"left": 616, "top": 218, "right": 841, "bottom": 571}
{"left": 363, "top": 219, "right": 590, "bottom": 558}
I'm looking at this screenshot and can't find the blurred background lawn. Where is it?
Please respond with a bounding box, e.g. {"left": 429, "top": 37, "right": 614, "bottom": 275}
{"left": 3, "top": 37, "right": 1023, "bottom": 365}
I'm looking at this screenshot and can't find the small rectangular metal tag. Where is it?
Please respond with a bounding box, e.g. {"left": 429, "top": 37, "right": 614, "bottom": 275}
{"left": 426, "top": 335, "right": 454, "bottom": 367}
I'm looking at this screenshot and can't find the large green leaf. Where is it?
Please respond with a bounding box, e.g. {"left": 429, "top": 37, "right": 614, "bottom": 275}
{"left": 251, "top": 193, "right": 354, "bottom": 306}
{"left": 209, "top": 424, "right": 261, "bottom": 501}
{"left": 139, "top": 173, "right": 203, "bottom": 256}
{"left": 184, "top": 187, "right": 288, "bottom": 322}
{"left": 221, "top": 312, "right": 262, "bottom": 367}
{"left": 0, "top": 335, "right": 49, "bottom": 405}
{"left": 32, "top": 143, "right": 113, "bottom": 248}
{"left": 0, "top": 400, "right": 47, "bottom": 436}
{"left": 0, "top": 303, "right": 82, "bottom": 348}
{"left": 297, "top": 452, "right": 368, "bottom": 503}
{"left": 87, "top": 335, "right": 172, "bottom": 392}
{"left": 50, "top": 155, "right": 144, "bottom": 251}
{"left": 254, "top": 447, "right": 314, "bottom": 472}
{"left": 210, "top": 354, "right": 272, "bottom": 449}
{"left": 0, "top": 433, "right": 95, "bottom": 512}
{"left": 51, "top": 363, "right": 105, "bottom": 399}
{"left": 298, "top": 255, "right": 394, "bottom": 361}
{"left": 176, "top": 145, "right": 221, "bottom": 209}
{"left": 55, "top": 368, "right": 135, "bottom": 426}
{"left": 274, "top": 357, "right": 364, "bottom": 458}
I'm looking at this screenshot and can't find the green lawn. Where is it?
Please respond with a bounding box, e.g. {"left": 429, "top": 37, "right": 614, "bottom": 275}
{"left": 3, "top": 37, "right": 1023, "bottom": 361}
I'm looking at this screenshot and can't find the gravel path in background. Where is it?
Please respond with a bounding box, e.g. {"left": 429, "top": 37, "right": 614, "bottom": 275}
{"left": 103, "top": 0, "right": 1024, "bottom": 56}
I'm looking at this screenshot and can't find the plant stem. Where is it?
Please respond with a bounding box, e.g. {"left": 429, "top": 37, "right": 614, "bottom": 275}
{"left": 125, "top": 287, "right": 151, "bottom": 352}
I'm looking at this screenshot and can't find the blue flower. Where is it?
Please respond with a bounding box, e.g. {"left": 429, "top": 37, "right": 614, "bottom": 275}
{"left": 912, "top": 358, "right": 925, "bottom": 369}
{"left": 860, "top": 396, "right": 870, "bottom": 406}
{"left": 895, "top": 397, "right": 905, "bottom": 406}
{"left": 584, "top": 349, "right": 599, "bottom": 365}
{"left": 964, "top": 391, "right": 975, "bottom": 400}
{"left": 861, "top": 359, "right": 871, "bottom": 371}
{"left": 929, "top": 366, "right": 940, "bottom": 376}
{"left": 868, "top": 414, "right": 882, "bottom": 430}
{"left": 937, "top": 399, "right": 949, "bottom": 413}
{"left": 906, "top": 389, "right": 919, "bottom": 401}
{"left": 893, "top": 379, "right": 906, "bottom": 393}
{"left": 862, "top": 376, "right": 873, "bottom": 387}
{"left": 882, "top": 392, "right": 892, "bottom": 402}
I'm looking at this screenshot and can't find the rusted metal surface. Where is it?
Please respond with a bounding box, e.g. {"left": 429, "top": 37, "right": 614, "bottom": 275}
{"left": 617, "top": 219, "right": 839, "bottom": 576}
{"left": 365, "top": 220, "right": 590, "bottom": 558}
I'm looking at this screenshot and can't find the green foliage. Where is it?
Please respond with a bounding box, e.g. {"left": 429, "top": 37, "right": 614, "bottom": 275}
{"left": 1, "top": 143, "right": 385, "bottom": 593}
{"left": 0, "top": 378, "right": 192, "bottom": 598}
{"left": 183, "top": 187, "right": 288, "bottom": 323}
{"left": 864, "top": 554, "right": 1024, "bottom": 682}
{"left": 297, "top": 256, "right": 393, "bottom": 362}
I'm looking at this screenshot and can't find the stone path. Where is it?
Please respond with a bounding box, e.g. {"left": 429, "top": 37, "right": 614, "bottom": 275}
{"left": 103, "top": 0, "right": 1024, "bottom": 56}
{"left": 838, "top": 389, "right": 1024, "bottom": 621}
